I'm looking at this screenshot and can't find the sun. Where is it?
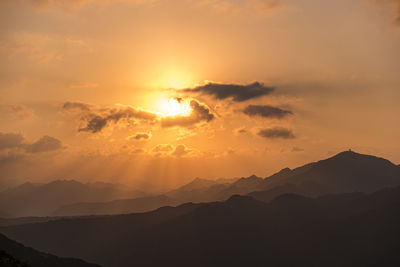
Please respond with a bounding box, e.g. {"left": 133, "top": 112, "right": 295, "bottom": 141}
{"left": 158, "top": 97, "right": 192, "bottom": 117}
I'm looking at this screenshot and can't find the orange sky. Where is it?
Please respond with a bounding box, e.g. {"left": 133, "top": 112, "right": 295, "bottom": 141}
{"left": 0, "top": 0, "right": 399, "bottom": 190}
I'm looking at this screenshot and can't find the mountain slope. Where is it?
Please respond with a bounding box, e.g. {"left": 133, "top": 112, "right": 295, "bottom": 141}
{"left": 0, "top": 233, "right": 99, "bottom": 267}
{"left": 0, "top": 250, "right": 29, "bottom": 267}
{"left": 1, "top": 186, "right": 400, "bottom": 267}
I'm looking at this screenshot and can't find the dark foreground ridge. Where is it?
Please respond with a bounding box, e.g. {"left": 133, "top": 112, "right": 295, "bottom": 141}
{"left": 0, "top": 233, "right": 100, "bottom": 267}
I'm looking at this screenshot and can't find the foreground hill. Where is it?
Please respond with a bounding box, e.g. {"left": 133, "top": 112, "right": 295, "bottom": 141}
{"left": 0, "top": 180, "right": 146, "bottom": 217}
{"left": 0, "top": 251, "right": 29, "bottom": 267}
{"left": 1, "top": 185, "right": 400, "bottom": 267}
{"left": 0, "top": 233, "right": 99, "bottom": 267}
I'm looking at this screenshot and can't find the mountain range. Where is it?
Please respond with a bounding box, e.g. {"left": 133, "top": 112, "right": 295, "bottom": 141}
{"left": 0, "top": 180, "right": 146, "bottom": 217}
{"left": 1, "top": 185, "right": 399, "bottom": 266}
{"left": 0, "top": 150, "right": 399, "bottom": 266}
{"left": 52, "top": 151, "right": 400, "bottom": 217}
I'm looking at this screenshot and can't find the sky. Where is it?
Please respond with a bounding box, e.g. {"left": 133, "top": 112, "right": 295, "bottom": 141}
{"left": 0, "top": 0, "right": 399, "bottom": 191}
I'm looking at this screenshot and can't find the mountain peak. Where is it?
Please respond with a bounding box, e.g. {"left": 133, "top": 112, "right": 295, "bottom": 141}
{"left": 328, "top": 150, "right": 396, "bottom": 166}
{"left": 332, "top": 150, "right": 361, "bottom": 158}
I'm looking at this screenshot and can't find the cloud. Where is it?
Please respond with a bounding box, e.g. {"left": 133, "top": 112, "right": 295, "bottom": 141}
{"left": 373, "top": 0, "right": 400, "bottom": 25}
{"left": 191, "top": 0, "right": 281, "bottom": 14}
{"left": 127, "top": 132, "right": 152, "bottom": 141}
{"left": 184, "top": 82, "right": 274, "bottom": 102}
{"left": 151, "top": 144, "right": 193, "bottom": 157}
{"left": 152, "top": 144, "right": 174, "bottom": 153}
{"left": 172, "top": 144, "right": 192, "bottom": 157}
{"left": 0, "top": 104, "right": 36, "bottom": 120}
{"left": 24, "top": 0, "right": 281, "bottom": 14}
{"left": 258, "top": 127, "right": 295, "bottom": 139}
{"left": 234, "top": 127, "right": 247, "bottom": 135}
{"left": 25, "top": 135, "right": 62, "bottom": 153}
{"left": 161, "top": 100, "right": 214, "bottom": 128}
{"left": 0, "top": 132, "right": 25, "bottom": 150}
{"left": 63, "top": 102, "right": 158, "bottom": 133}
{"left": 63, "top": 101, "right": 92, "bottom": 112}
{"left": 0, "top": 132, "right": 62, "bottom": 155}
{"left": 243, "top": 105, "right": 293, "bottom": 119}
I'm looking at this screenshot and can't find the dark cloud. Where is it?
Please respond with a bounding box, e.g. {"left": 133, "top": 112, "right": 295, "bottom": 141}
{"left": 63, "top": 102, "right": 159, "bottom": 133}
{"left": 128, "top": 132, "right": 152, "bottom": 141}
{"left": 0, "top": 132, "right": 24, "bottom": 150}
{"left": 25, "top": 136, "right": 62, "bottom": 153}
{"left": 161, "top": 100, "right": 214, "bottom": 128}
{"left": 243, "top": 105, "right": 293, "bottom": 119}
{"left": 258, "top": 127, "right": 295, "bottom": 139}
{"left": 183, "top": 82, "right": 274, "bottom": 102}
{"left": 0, "top": 132, "right": 62, "bottom": 154}
{"left": 63, "top": 101, "right": 92, "bottom": 111}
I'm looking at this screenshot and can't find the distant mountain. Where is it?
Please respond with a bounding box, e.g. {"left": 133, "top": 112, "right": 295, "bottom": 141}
{"left": 0, "top": 233, "right": 99, "bottom": 267}
{"left": 50, "top": 176, "right": 261, "bottom": 217}
{"left": 0, "top": 180, "right": 146, "bottom": 217}
{"left": 2, "top": 151, "right": 397, "bottom": 219}
{"left": 216, "top": 174, "right": 264, "bottom": 199}
{"left": 1, "top": 186, "right": 400, "bottom": 267}
{"left": 168, "top": 178, "right": 219, "bottom": 195}
{"left": 166, "top": 175, "right": 264, "bottom": 203}
{"left": 53, "top": 195, "right": 177, "bottom": 217}
{"left": 249, "top": 151, "right": 400, "bottom": 202}
{"left": 54, "top": 151, "right": 400, "bottom": 217}
{"left": 166, "top": 178, "right": 227, "bottom": 202}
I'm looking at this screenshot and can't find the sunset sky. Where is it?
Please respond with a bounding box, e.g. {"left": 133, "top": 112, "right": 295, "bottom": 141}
{"left": 1, "top": 0, "right": 399, "bottom": 190}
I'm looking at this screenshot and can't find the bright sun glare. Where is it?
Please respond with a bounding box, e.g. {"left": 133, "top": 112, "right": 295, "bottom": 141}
{"left": 159, "top": 97, "right": 191, "bottom": 117}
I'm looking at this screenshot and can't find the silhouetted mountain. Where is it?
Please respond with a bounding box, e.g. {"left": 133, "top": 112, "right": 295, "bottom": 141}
{"left": 0, "top": 233, "right": 99, "bottom": 267}
{"left": 2, "top": 185, "right": 400, "bottom": 267}
{"left": 170, "top": 151, "right": 400, "bottom": 207}
{"left": 54, "top": 151, "right": 400, "bottom": 217}
{"left": 53, "top": 195, "right": 177, "bottom": 216}
{"left": 0, "top": 180, "right": 146, "bottom": 217}
{"left": 248, "top": 151, "right": 400, "bottom": 202}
